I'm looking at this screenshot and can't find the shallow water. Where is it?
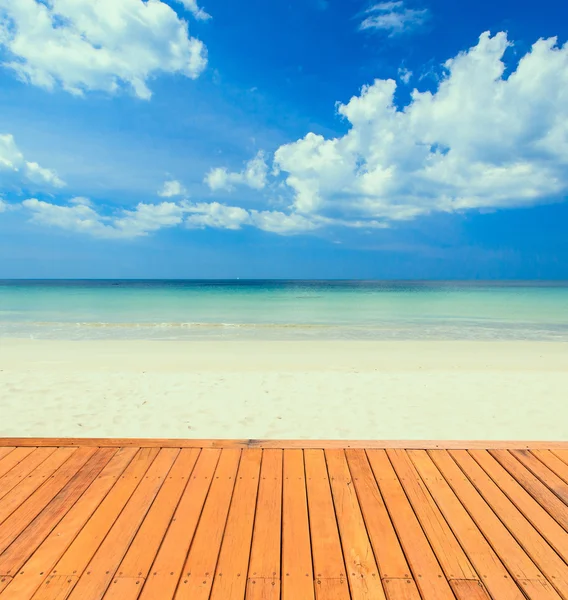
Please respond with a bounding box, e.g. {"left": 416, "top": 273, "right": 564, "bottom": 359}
{"left": 1, "top": 280, "right": 568, "bottom": 341}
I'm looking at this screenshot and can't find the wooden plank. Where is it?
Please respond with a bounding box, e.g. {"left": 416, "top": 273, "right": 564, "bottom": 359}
{"left": 66, "top": 448, "right": 180, "bottom": 600}
{"left": 0, "top": 450, "right": 14, "bottom": 464}
{"left": 511, "top": 450, "right": 568, "bottom": 504}
{"left": 101, "top": 577, "right": 144, "bottom": 600}
{"left": 29, "top": 448, "right": 158, "bottom": 600}
{"left": 0, "top": 449, "right": 116, "bottom": 576}
{"left": 551, "top": 449, "right": 568, "bottom": 467}
{"left": 387, "top": 449, "right": 478, "bottom": 581}
{"left": 137, "top": 449, "right": 220, "bottom": 600}
{"left": 0, "top": 448, "right": 35, "bottom": 481}
{"left": 314, "top": 578, "right": 350, "bottom": 599}
{"left": 366, "top": 450, "right": 454, "bottom": 600}
{"left": 31, "top": 575, "right": 78, "bottom": 600}
{"left": 532, "top": 450, "right": 568, "bottom": 485}
{"left": 173, "top": 449, "right": 241, "bottom": 600}
{"left": 281, "top": 449, "right": 314, "bottom": 600}
{"left": 516, "top": 580, "right": 566, "bottom": 600}
{"left": 116, "top": 448, "right": 200, "bottom": 579}
{"left": 0, "top": 576, "right": 11, "bottom": 594}
{"left": 3, "top": 438, "right": 568, "bottom": 449}
{"left": 428, "top": 450, "right": 560, "bottom": 600}
{"left": 382, "top": 579, "right": 424, "bottom": 600}
{"left": 450, "top": 450, "right": 568, "bottom": 598}
{"left": 345, "top": 450, "right": 411, "bottom": 581}
{"left": 0, "top": 448, "right": 76, "bottom": 527}
{"left": 473, "top": 450, "right": 568, "bottom": 558}
{"left": 0, "top": 448, "right": 136, "bottom": 600}
{"left": 304, "top": 449, "right": 346, "bottom": 581}
{"left": 246, "top": 579, "right": 280, "bottom": 600}
{"left": 209, "top": 449, "right": 262, "bottom": 600}
{"left": 449, "top": 580, "right": 491, "bottom": 600}
{"left": 489, "top": 450, "right": 568, "bottom": 532}
{"left": 325, "top": 449, "right": 385, "bottom": 600}
{"left": 248, "top": 449, "right": 282, "bottom": 583}
{"left": 0, "top": 449, "right": 56, "bottom": 502}
{"left": 0, "top": 447, "right": 98, "bottom": 556}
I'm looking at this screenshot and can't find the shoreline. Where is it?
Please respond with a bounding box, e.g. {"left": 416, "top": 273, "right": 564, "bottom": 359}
{"left": 1, "top": 339, "right": 567, "bottom": 440}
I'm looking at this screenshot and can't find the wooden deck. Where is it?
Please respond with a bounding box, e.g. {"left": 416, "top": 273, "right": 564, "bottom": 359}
{"left": 0, "top": 441, "right": 567, "bottom": 599}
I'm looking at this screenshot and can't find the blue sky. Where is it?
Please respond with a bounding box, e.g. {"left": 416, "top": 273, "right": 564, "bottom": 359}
{"left": 0, "top": 0, "right": 567, "bottom": 278}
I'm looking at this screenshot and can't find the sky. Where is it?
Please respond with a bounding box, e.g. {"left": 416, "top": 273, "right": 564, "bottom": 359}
{"left": 0, "top": 0, "right": 567, "bottom": 279}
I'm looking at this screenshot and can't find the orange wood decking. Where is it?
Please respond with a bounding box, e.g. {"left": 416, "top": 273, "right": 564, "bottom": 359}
{"left": 0, "top": 442, "right": 567, "bottom": 600}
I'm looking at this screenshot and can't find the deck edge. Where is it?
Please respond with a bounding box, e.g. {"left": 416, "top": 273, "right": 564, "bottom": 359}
{"left": 0, "top": 438, "right": 567, "bottom": 449}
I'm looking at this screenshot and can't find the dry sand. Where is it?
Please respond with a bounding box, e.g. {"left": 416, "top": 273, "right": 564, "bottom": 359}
{"left": 0, "top": 339, "right": 567, "bottom": 440}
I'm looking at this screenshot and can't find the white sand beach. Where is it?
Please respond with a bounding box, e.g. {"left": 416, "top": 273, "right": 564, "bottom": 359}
{"left": 0, "top": 339, "right": 566, "bottom": 440}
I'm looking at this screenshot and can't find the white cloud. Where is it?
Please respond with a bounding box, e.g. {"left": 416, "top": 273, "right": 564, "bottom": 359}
{"left": 23, "top": 198, "right": 187, "bottom": 238}
{"left": 186, "top": 202, "right": 251, "bottom": 229}
{"left": 0, "top": 199, "right": 7, "bottom": 213}
{"left": 398, "top": 67, "right": 412, "bottom": 84}
{"left": 21, "top": 196, "right": 326, "bottom": 238}
{"left": 173, "top": 0, "right": 211, "bottom": 21}
{"left": 0, "top": 0, "right": 207, "bottom": 99}
{"left": 273, "top": 32, "right": 568, "bottom": 223}
{"left": 205, "top": 151, "right": 268, "bottom": 191}
{"left": 158, "top": 179, "right": 187, "bottom": 197}
{"left": 360, "top": 1, "right": 429, "bottom": 36}
{"left": 0, "top": 133, "right": 65, "bottom": 188}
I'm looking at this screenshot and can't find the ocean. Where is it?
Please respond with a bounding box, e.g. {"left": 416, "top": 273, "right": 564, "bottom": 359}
{"left": 1, "top": 280, "right": 567, "bottom": 341}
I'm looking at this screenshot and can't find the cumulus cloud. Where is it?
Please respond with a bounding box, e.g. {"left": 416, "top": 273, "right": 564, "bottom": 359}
{"left": 0, "top": 0, "right": 207, "bottom": 99}
{"left": 360, "top": 1, "right": 429, "bottom": 36}
{"left": 158, "top": 179, "right": 187, "bottom": 197}
{"left": 0, "top": 133, "right": 65, "bottom": 188}
{"left": 23, "top": 198, "right": 187, "bottom": 238}
{"left": 21, "top": 196, "right": 326, "bottom": 238}
{"left": 174, "top": 0, "right": 211, "bottom": 21}
{"left": 205, "top": 151, "right": 268, "bottom": 191}
{"left": 273, "top": 32, "right": 568, "bottom": 223}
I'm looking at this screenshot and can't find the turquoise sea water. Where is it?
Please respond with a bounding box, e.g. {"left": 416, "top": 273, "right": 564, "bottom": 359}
{"left": 0, "top": 280, "right": 567, "bottom": 341}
